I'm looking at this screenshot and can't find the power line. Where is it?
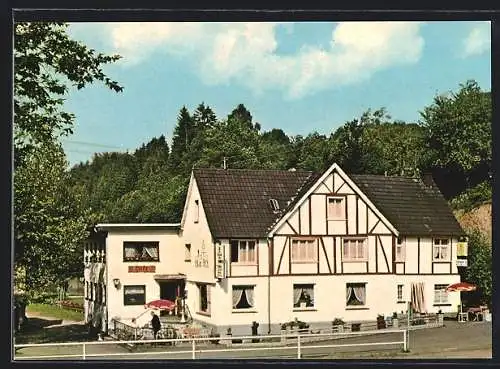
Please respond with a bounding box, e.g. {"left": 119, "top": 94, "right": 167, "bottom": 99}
{"left": 61, "top": 139, "right": 130, "bottom": 150}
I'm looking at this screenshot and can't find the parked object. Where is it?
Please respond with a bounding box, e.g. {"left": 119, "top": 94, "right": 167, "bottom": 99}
{"left": 446, "top": 282, "right": 477, "bottom": 322}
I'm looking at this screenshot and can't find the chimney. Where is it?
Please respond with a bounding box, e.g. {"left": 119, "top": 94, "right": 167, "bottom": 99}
{"left": 421, "top": 172, "right": 435, "bottom": 188}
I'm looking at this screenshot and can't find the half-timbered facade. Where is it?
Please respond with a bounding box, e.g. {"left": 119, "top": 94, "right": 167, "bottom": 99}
{"left": 182, "top": 163, "right": 466, "bottom": 335}
{"left": 85, "top": 162, "right": 467, "bottom": 336}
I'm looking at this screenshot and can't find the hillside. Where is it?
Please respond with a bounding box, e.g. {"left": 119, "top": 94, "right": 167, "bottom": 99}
{"left": 454, "top": 202, "right": 492, "bottom": 243}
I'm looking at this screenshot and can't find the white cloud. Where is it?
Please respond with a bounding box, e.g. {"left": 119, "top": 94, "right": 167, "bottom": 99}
{"left": 463, "top": 21, "right": 491, "bottom": 57}
{"left": 103, "top": 21, "right": 424, "bottom": 99}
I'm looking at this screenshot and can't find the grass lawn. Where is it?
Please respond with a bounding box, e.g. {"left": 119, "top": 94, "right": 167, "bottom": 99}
{"left": 66, "top": 296, "right": 84, "bottom": 305}
{"left": 27, "top": 303, "right": 84, "bottom": 322}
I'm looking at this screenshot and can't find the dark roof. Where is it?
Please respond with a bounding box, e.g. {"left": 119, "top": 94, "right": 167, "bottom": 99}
{"left": 193, "top": 168, "right": 465, "bottom": 238}
{"left": 350, "top": 175, "right": 465, "bottom": 236}
{"left": 193, "top": 168, "right": 316, "bottom": 238}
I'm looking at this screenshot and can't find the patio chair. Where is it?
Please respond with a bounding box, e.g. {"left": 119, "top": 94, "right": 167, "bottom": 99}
{"left": 458, "top": 304, "right": 468, "bottom": 322}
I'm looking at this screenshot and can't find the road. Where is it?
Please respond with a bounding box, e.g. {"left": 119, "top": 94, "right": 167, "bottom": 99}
{"left": 15, "top": 320, "right": 492, "bottom": 360}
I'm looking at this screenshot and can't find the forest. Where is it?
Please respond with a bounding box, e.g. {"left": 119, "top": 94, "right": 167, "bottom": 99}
{"left": 13, "top": 23, "right": 492, "bottom": 307}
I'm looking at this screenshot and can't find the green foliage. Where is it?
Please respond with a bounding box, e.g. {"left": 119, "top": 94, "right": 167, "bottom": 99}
{"left": 450, "top": 181, "right": 492, "bottom": 211}
{"left": 419, "top": 80, "right": 491, "bottom": 198}
{"left": 14, "top": 22, "right": 122, "bottom": 162}
{"left": 14, "top": 143, "right": 89, "bottom": 298}
{"left": 465, "top": 229, "right": 492, "bottom": 308}
{"left": 14, "top": 22, "right": 123, "bottom": 299}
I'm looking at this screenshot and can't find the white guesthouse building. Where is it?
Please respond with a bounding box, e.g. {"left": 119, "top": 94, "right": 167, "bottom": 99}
{"left": 83, "top": 163, "right": 468, "bottom": 336}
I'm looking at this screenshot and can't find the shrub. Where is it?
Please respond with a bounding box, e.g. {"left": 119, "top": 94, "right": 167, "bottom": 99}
{"left": 332, "top": 318, "right": 345, "bottom": 326}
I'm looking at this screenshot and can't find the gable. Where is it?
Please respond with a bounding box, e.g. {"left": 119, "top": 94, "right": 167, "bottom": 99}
{"left": 269, "top": 163, "right": 398, "bottom": 237}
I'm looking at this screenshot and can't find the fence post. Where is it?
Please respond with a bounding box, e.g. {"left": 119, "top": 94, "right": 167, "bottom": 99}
{"left": 403, "top": 330, "right": 407, "bottom": 352}
{"left": 406, "top": 301, "right": 411, "bottom": 350}
{"left": 83, "top": 343, "right": 86, "bottom": 360}
{"left": 297, "top": 332, "right": 301, "bottom": 359}
{"left": 192, "top": 339, "right": 196, "bottom": 359}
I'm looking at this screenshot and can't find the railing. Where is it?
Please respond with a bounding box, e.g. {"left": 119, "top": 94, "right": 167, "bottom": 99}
{"left": 14, "top": 328, "right": 408, "bottom": 360}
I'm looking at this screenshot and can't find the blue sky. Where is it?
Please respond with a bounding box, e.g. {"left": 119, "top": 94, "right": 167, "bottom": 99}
{"left": 63, "top": 21, "right": 491, "bottom": 167}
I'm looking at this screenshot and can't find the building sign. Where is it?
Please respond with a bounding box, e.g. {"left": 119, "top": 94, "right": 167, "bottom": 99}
{"left": 456, "top": 259, "right": 468, "bottom": 267}
{"left": 194, "top": 241, "right": 209, "bottom": 268}
{"left": 128, "top": 265, "right": 156, "bottom": 273}
{"left": 456, "top": 242, "right": 468, "bottom": 257}
{"left": 215, "top": 243, "right": 226, "bottom": 279}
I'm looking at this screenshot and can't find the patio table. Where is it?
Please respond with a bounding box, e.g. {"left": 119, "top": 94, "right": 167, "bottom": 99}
{"left": 467, "top": 307, "right": 483, "bottom": 321}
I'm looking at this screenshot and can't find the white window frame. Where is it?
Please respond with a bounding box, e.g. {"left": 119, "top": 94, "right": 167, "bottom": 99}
{"left": 346, "top": 283, "right": 367, "bottom": 307}
{"left": 342, "top": 238, "right": 368, "bottom": 262}
{"left": 232, "top": 285, "right": 256, "bottom": 312}
{"left": 327, "top": 196, "right": 345, "bottom": 220}
{"left": 434, "top": 284, "right": 449, "bottom": 304}
{"left": 397, "top": 284, "right": 404, "bottom": 302}
{"left": 293, "top": 283, "right": 315, "bottom": 309}
{"left": 230, "top": 240, "right": 257, "bottom": 264}
{"left": 433, "top": 238, "right": 450, "bottom": 261}
{"left": 291, "top": 238, "right": 317, "bottom": 263}
{"left": 395, "top": 236, "right": 406, "bottom": 262}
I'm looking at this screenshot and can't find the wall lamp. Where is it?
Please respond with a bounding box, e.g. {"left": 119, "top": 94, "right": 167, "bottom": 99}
{"left": 113, "top": 278, "right": 121, "bottom": 289}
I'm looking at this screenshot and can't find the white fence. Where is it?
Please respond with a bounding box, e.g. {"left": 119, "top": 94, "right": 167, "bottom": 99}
{"left": 14, "top": 328, "right": 409, "bottom": 361}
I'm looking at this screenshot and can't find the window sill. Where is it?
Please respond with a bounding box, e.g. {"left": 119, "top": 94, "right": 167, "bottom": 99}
{"left": 433, "top": 303, "right": 451, "bottom": 307}
{"left": 231, "top": 263, "right": 258, "bottom": 266}
{"left": 345, "top": 307, "right": 369, "bottom": 310}
{"left": 291, "top": 261, "right": 318, "bottom": 264}
{"left": 196, "top": 311, "right": 211, "bottom": 317}
{"left": 342, "top": 260, "right": 368, "bottom": 263}
{"left": 395, "top": 260, "right": 406, "bottom": 263}
{"left": 327, "top": 218, "right": 346, "bottom": 221}
{"left": 232, "top": 309, "right": 257, "bottom": 314}
{"left": 293, "top": 308, "right": 317, "bottom": 312}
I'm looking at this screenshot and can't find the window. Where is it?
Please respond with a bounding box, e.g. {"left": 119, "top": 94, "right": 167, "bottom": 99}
{"left": 327, "top": 197, "right": 345, "bottom": 219}
{"left": 397, "top": 284, "right": 404, "bottom": 302}
{"left": 291, "top": 239, "right": 317, "bottom": 263}
{"left": 293, "top": 284, "right": 315, "bottom": 308}
{"left": 232, "top": 286, "right": 255, "bottom": 310}
{"left": 346, "top": 283, "right": 366, "bottom": 306}
{"left": 123, "top": 241, "right": 159, "bottom": 262}
{"left": 434, "top": 284, "right": 448, "bottom": 304}
{"left": 342, "top": 238, "right": 368, "bottom": 261}
{"left": 433, "top": 238, "right": 450, "bottom": 260}
{"left": 194, "top": 200, "right": 199, "bottom": 223}
{"left": 230, "top": 240, "right": 256, "bottom": 264}
{"left": 185, "top": 244, "right": 191, "bottom": 262}
{"left": 396, "top": 237, "right": 405, "bottom": 262}
{"left": 124, "top": 285, "right": 146, "bottom": 305}
{"left": 198, "top": 284, "right": 211, "bottom": 314}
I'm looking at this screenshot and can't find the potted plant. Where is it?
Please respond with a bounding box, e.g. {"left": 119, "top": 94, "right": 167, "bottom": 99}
{"left": 332, "top": 318, "right": 345, "bottom": 333}
{"left": 377, "top": 314, "right": 386, "bottom": 329}
{"left": 392, "top": 312, "right": 399, "bottom": 328}
{"left": 437, "top": 309, "right": 444, "bottom": 325}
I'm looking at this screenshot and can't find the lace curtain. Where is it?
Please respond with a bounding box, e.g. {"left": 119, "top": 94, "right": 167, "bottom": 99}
{"left": 232, "top": 288, "right": 244, "bottom": 308}
{"left": 143, "top": 246, "right": 158, "bottom": 259}
{"left": 245, "top": 287, "right": 254, "bottom": 307}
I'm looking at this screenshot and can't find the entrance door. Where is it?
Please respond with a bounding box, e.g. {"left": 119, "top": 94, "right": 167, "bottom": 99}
{"left": 160, "top": 282, "right": 177, "bottom": 301}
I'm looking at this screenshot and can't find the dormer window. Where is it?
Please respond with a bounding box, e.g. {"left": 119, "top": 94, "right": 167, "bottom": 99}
{"left": 269, "top": 198, "right": 280, "bottom": 212}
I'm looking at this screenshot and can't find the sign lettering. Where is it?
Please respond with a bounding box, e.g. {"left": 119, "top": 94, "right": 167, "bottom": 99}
{"left": 456, "top": 259, "right": 468, "bottom": 267}
{"left": 215, "top": 243, "right": 226, "bottom": 279}
{"left": 128, "top": 265, "right": 156, "bottom": 273}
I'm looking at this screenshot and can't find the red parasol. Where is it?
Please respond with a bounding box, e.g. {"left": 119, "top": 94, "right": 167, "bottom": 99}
{"left": 445, "top": 282, "right": 477, "bottom": 292}
{"left": 144, "top": 299, "right": 176, "bottom": 311}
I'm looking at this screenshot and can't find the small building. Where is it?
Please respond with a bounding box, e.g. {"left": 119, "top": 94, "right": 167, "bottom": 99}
{"left": 84, "top": 162, "right": 467, "bottom": 336}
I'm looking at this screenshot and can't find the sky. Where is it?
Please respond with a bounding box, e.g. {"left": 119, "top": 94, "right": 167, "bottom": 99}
{"left": 62, "top": 21, "right": 491, "bottom": 167}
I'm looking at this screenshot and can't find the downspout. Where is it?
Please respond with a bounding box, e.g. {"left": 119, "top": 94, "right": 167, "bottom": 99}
{"left": 267, "top": 237, "right": 272, "bottom": 334}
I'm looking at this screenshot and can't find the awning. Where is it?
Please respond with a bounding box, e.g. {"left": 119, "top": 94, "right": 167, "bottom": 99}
{"left": 153, "top": 274, "right": 186, "bottom": 281}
